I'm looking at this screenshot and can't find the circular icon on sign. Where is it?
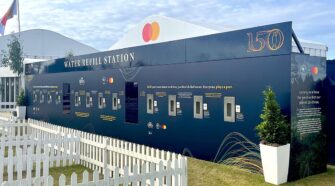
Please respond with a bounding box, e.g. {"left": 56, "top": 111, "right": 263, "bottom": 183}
{"left": 300, "top": 64, "right": 307, "bottom": 75}
{"left": 102, "top": 76, "right": 106, "bottom": 85}
{"left": 142, "top": 22, "right": 160, "bottom": 42}
{"left": 311, "top": 66, "right": 318, "bottom": 75}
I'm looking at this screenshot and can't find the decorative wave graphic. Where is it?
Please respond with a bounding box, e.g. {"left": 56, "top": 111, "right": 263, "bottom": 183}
{"left": 213, "top": 132, "right": 262, "bottom": 174}
{"left": 119, "top": 61, "right": 143, "bottom": 81}
{"left": 182, "top": 148, "right": 194, "bottom": 158}
{"left": 182, "top": 132, "right": 262, "bottom": 174}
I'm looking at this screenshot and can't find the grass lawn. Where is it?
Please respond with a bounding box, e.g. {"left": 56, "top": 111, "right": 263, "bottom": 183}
{"left": 2, "top": 155, "right": 334, "bottom": 185}
{"left": 50, "top": 158, "right": 335, "bottom": 186}
{"left": 188, "top": 158, "right": 335, "bottom": 186}
{"left": 49, "top": 165, "right": 99, "bottom": 185}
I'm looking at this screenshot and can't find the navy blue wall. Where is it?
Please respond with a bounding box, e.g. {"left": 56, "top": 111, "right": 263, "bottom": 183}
{"left": 24, "top": 21, "right": 329, "bottom": 180}
{"left": 327, "top": 60, "right": 335, "bottom": 164}
{"left": 25, "top": 55, "right": 291, "bottom": 161}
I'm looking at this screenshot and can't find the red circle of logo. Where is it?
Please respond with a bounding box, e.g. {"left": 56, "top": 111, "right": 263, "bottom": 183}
{"left": 142, "top": 23, "right": 152, "bottom": 42}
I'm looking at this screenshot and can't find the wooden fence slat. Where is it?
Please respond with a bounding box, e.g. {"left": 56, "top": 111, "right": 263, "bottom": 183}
{"left": 7, "top": 147, "right": 13, "bottom": 182}
{"left": 17, "top": 148, "right": 23, "bottom": 180}
{"left": 59, "top": 174, "right": 66, "bottom": 186}
{"left": 71, "top": 172, "right": 78, "bottom": 186}
{"left": 82, "top": 170, "right": 89, "bottom": 184}
{"left": 0, "top": 148, "right": 3, "bottom": 183}
{"left": 47, "top": 176, "right": 54, "bottom": 186}
{"left": 167, "top": 160, "right": 172, "bottom": 186}
{"left": 159, "top": 161, "right": 164, "bottom": 186}
{"left": 150, "top": 162, "right": 155, "bottom": 186}
{"left": 27, "top": 147, "right": 33, "bottom": 185}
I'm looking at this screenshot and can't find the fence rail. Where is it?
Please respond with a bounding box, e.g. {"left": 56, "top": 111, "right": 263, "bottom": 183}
{"left": 0, "top": 118, "right": 188, "bottom": 186}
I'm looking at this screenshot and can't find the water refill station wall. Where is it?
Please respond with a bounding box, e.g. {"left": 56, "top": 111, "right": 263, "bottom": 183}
{"left": 25, "top": 22, "right": 327, "bottom": 180}
{"left": 327, "top": 60, "right": 335, "bottom": 164}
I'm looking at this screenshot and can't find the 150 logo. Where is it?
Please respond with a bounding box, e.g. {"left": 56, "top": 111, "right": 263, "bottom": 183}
{"left": 247, "top": 29, "right": 284, "bottom": 52}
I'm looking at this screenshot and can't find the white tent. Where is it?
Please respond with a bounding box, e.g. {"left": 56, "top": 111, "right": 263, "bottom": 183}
{"left": 0, "top": 29, "right": 99, "bottom": 110}
{"left": 109, "top": 15, "right": 327, "bottom": 58}
{"left": 0, "top": 29, "right": 98, "bottom": 61}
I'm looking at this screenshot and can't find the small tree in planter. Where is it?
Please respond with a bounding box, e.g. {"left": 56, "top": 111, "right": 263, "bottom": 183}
{"left": 1, "top": 35, "right": 25, "bottom": 119}
{"left": 256, "top": 87, "right": 290, "bottom": 185}
{"left": 16, "top": 90, "right": 27, "bottom": 119}
{"left": 1, "top": 34, "right": 24, "bottom": 76}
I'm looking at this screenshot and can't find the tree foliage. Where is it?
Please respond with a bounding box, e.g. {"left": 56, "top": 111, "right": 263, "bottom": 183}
{"left": 256, "top": 87, "right": 290, "bottom": 145}
{"left": 65, "top": 50, "right": 74, "bottom": 61}
{"left": 1, "top": 34, "right": 24, "bottom": 76}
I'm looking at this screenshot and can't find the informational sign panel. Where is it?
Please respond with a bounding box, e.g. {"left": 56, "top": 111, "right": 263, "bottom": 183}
{"left": 290, "top": 54, "right": 327, "bottom": 180}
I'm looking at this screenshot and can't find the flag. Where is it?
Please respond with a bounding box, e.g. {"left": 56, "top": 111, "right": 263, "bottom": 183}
{"left": 0, "top": 0, "right": 18, "bottom": 36}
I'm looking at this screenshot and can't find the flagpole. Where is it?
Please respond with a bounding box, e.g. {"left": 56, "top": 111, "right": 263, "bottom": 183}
{"left": 17, "top": 0, "right": 21, "bottom": 33}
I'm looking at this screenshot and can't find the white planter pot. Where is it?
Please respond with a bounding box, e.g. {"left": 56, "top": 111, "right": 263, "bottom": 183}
{"left": 260, "top": 143, "right": 290, "bottom": 185}
{"left": 16, "top": 106, "right": 26, "bottom": 120}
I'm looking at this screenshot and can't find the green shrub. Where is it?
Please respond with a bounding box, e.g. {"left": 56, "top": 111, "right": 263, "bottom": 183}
{"left": 17, "top": 90, "right": 26, "bottom": 106}
{"left": 256, "top": 87, "right": 290, "bottom": 146}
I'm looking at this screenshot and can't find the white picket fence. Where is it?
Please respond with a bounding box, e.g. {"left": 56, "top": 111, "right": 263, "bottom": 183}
{"left": 0, "top": 118, "right": 188, "bottom": 186}
{"left": 0, "top": 146, "right": 50, "bottom": 185}
{"left": 0, "top": 120, "right": 30, "bottom": 138}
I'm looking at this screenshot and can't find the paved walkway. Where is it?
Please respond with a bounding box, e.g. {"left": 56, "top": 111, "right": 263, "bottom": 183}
{"left": 0, "top": 111, "right": 12, "bottom": 120}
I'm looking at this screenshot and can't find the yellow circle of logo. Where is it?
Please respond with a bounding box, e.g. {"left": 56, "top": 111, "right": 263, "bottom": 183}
{"left": 151, "top": 22, "right": 160, "bottom": 41}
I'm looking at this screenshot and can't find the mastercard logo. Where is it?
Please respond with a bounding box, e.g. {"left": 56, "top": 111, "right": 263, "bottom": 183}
{"left": 142, "top": 22, "right": 160, "bottom": 42}
{"left": 311, "top": 66, "right": 318, "bottom": 75}
{"left": 108, "top": 77, "right": 114, "bottom": 84}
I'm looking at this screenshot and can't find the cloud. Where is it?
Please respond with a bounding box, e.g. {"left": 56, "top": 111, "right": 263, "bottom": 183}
{"left": 0, "top": 0, "right": 334, "bottom": 58}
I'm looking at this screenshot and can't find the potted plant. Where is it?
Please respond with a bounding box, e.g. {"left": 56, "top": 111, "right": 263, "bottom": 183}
{"left": 16, "top": 89, "right": 26, "bottom": 119}
{"left": 256, "top": 87, "right": 290, "bottom": 185}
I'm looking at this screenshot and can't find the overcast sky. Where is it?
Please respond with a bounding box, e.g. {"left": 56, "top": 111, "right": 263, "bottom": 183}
{"left": 0, "top": 0, "right": 334, "bottom": 59}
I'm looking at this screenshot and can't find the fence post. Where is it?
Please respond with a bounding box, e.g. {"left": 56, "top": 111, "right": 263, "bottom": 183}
{"left": 93, "top": 170, "right": 99, "bottom": 183}
{"left": 159, "top": 161, "right": 164, "bottom": 186}
{"left": 181, "top": 157, "right": 188, "bottom": 186}
{"left": 7, "top": 147, "right": 13, "bottom": 182}
{"left": 43, "top": 152, "right": 50, "bottom": 180}
{"left": 17, "top": 148, "right": 23, "bottom": 180}
{"left": 47, "top": 176, "right": 54, "bottom": 186}
{"left": 50, "top": 139, "right": 55, "bottom": 168}
{"left": 26, "top": 147, "right": 33, "bottom": 185}
{"left": 71, "top": 172, "right": 78, "bottom": 186}
{"left": 82, "top": 170, "right": 89, "bottom": 184}
{"left": 36, "top": 147, "right": 41, "bottom": 178}
{"left": 22, "top": 135, "right": 28, "bottom": 157}
{"left": 133, "top": 164, "right": 139, "bottom": 186}
{"left": 103, "top": 137, "right": 108, "bottom": 175}
{"left": 167, "top": 160, "right": 172, "bottom": 186}
{"left": 59, "top": 174, "right": 66, "bottom": 186}
{"left": 140, "top": 162, "right": 147, "bottom": 184}
{"left": 114, "top": 167, "right": 120, "bottom": 186}
{"left": 56, "top": 134, "right": 61, "bottom": 167}
{"left": 75, "top": 132, "right": 79, "bottom": 164}
{"left": 62, "top": 134, "right": 67, "bottom": 167}
{"left": 0, "top": 148, "right": 3, "bottom": 183}
{"left": 150, "top": 162, "right": 155, "bottom": 186}
{"left": 174, "top": 158, "right": 179, "bottom": 186}
{"left": 104, "top": 167, "right": 110, "bottom": 185}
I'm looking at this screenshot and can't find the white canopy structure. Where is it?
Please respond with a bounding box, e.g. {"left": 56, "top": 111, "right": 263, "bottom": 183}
{"left": 0, "top": 15, "right": 328, "bottom": 111}
{"left": 110, "top": 15, "right": 327, "bottom": 58}
{"left": 0, "top": 29, "right": 98, "bottom": 111}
